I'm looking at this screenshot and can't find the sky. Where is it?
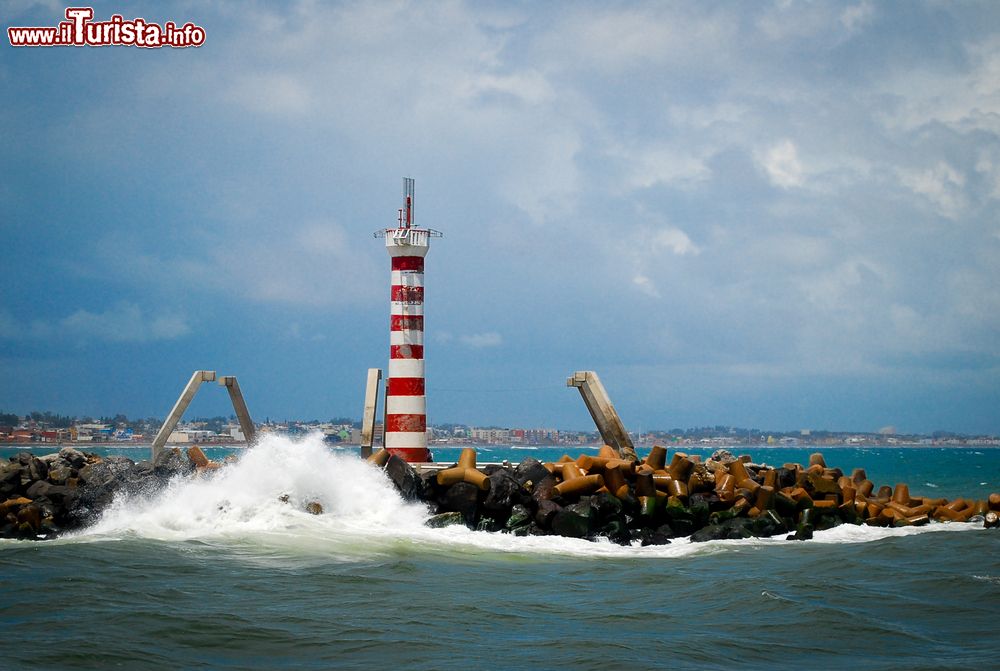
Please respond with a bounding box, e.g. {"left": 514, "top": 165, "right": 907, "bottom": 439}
{"left": 2, "top": 1, "right": 999, "bottom": 434}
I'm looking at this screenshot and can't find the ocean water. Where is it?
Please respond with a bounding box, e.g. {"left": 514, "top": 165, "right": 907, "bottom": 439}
{"left": 2, "top": 436, "right": 999, "bottom": 670}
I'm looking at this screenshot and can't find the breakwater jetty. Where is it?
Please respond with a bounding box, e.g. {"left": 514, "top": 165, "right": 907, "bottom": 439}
{"left": 3, "top": 443, "right": 998, "bottom": 542}
{"left": 372, "top": 446, "right": 1000, "bottom": 543}
{"left": 0, "top": 447, "right": 203, "bottom": 539}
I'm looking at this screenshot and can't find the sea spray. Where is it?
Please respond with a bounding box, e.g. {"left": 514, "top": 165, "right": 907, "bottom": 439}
{"left": 83, "top": 433, "right": 429, "bottom": 545}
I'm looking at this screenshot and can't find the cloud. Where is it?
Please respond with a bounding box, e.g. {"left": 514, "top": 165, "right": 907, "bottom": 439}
{"left": 840, "top": 2, "right": 874, "bottom": 32}
{"left": 459, "top": 332, "right": 503, "bottom": 348}
{"left": 60, "top": 303, "right": 190, "bottom": 343}
{"left": 0, "top": 304, "right": 190, "bottom": 344}
{"left": 759, "top": 139, "right": 804, "bottom": 188}
{"left": 897, "top": 162, "right": 967, "bottom": 219}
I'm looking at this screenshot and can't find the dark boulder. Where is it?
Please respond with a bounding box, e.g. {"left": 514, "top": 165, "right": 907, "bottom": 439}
{"left": 476, "top": 516, "right": 503, "bottom": 532}
{"left": 531, "top": 474, "right": 558, "bottom": 502}
{"left": 787, "top": 523, "right": 814, "bottom": 541}
{"left": 551, "top": 498, "right": 593, "bottom": 539}
{"left": 41, "top": 485, "right": 76, "bottom": 509}
{"left": 534, "top": 499, "right": 561, "bottom": 528}
{"left": 505, "top": 504, "right": 532, "bottom": 531}
{"left": 46, "top": 462, "right": 73, "bottom": 485}
{"left": 750, "top": 510, "right": 788, "bottom": 538}
{"left": 663, "top": 501, "right": 697, "bottom": 537}
{"left": 639, "top": 524, "right": 674, "bottom": 546}
{"left": 688, "top": 494, "right": 712, "bottom": 527}
{"left": 441, "top": 482, "right": 480, "bottom": 524}
{"left": 773, "top": 467, "right": 797, "bottom": 490}
{"left": 418, "top": 471, "right": 442, "bottom": 501}
{"left": 426, "top": 511, "right": 466, "bottom": 528}
{"left": 58, "top": 447, "right": 88, "bottom": 469}
{"left": 25, "top": 480, "right": 51, "bottom": 499}
{"left": 26, "top": 456, "right": 48, "bottom": 484}
{"left": 596, "top": 518, "right": 632, "bottom": 545}
{"left": 153, "top": 448, "right": 194, "bottom": 478}
{"left": 710, "top": 449, "right": 737, "bottom": 464}
{"left": 590, "top": 492, "right": 623, "bottom": 522}
{"left": 1, "top": 462, "right": 23, "bottom": 496}
{"left": 690, "top": 517, "right": 755, "bottom": 542}
{"left": 514, "top": 458, "right": 550, "bottom": 487}
{"left": 483, "top": 470, "right": 524, "bottom": 522}
{"left": 384, "top": 455, "right": 424, "bottom": 502}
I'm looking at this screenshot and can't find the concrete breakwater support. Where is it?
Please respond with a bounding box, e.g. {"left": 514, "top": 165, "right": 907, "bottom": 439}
{"left": 373, "top": 447, "right": 1000, "bottom": 543}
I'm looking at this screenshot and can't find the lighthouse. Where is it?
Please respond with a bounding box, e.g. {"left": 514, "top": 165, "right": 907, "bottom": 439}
{"left": 375, "top": 178, "right": 441, "bottom": 462}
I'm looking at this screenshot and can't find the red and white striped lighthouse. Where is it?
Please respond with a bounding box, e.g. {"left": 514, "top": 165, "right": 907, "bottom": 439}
{"left": 375, "top": 178, "right": 441, "bottom": 462}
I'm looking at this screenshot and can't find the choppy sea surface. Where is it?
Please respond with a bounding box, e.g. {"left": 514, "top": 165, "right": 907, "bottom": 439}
{"left": 2, "top": 437, "right": 998, "bottom": 670}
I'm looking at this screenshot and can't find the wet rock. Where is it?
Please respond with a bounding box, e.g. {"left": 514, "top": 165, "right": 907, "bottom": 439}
{"left": 153, "top": 448, "right": 194, "bottom": 478}
{"left": 639, "top": 524, "right": 674, "bottom": 546}
{"left": 26, "top": 456, "right": 48, "bottom": 484}
{"left": 773, "top": 467, "right": 797, "bottom": 490}
{"left": 531, "top": 474, "right": 558, "bottom": 502}
{"left": 505, "top": 504, "right": 532, "bottom": 531}
{"left": 551, "top": 498, "right": 593, "bottom": 539}
{"left": 710, "top": 449, "right": 737, "bottom": 464}
{"left": 16, "top": 503, "right": 42, "bottom": 535}
{"left": 663, "top": 501, "right": 697, "bottom": 537}
{"left": 476, "top": 516, "right": 503, "bottom": 532}
{"left": 596, "top": 519, "right": 632, "bottom": 545}
{"left": 25, "top": 480, "right": 52, "bottom": 499}
{"left": 0, "top": 462, "right": 22, "bottom": 496}
{"left": 787, "top": 523, "right": 814, "bottom": 541}
{"left": 690, "top": 517, "right": 755, "bottom": 542}
{"left": 750, "top": 510, "right": 788, "bottom": 538}
{"left": 384, "top": 455, "right": 423, "bottom": 502}
{"left": 0, "top": 496, "right": 32, "bottom": 517}
{"left": 305, "top": 501, "right": 323, "bottom": 515}
{"left": 426, "top": 511, "right": 466, "bottom": 528}
{"left": 58, "top": 447, "right": 87, "bottom": 469}
{"left": 534, "top": 499, "right": 561, "bottom": 528}
{"left": 590, "top": 492, "right": 623, "bottom": 521}
{"left": 688, "top": 494, "right": 712, "bottom": 527}
{"left": 441, "top": 482, "right": 480, "bottom": 524}
{"left": 514, "top": 458, "right": 550, "bottom": 487}
{"left": 418, "top": 471, "right": 441, "bottom": 500}
{"left": 46, "top": 463, "right": 73, "bottom": 485}
{"left": 483, "top": 470, "right": 523, "bottom": 520}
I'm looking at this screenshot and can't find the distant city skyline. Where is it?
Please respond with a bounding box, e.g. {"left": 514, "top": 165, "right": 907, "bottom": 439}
{"left": 3, "top": 2, "right": 999, "bottom": 435}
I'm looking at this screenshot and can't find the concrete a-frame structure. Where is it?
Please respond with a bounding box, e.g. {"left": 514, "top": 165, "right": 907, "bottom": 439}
{"left": 567, "top": 370, "right": 638, "bottom": 462}
{"left": 151, "top": 370, "right": 256, "bottom": 460}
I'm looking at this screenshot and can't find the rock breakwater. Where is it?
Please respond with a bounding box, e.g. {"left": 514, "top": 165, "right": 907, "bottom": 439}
{"left": 375, "top": 446, "right": 1000, "bottom": 543}
{"left": 0, "top": 447, "right": 206, "bottom": 539}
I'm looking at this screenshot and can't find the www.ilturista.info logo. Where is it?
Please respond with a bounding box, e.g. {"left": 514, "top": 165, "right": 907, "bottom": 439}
{"left": 8, "top": 7, "right": 205, "bottom": 48}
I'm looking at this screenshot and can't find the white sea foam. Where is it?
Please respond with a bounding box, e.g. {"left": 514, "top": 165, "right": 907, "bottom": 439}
{"left": 63, "top": 433, "right": 985, "bottom": 559}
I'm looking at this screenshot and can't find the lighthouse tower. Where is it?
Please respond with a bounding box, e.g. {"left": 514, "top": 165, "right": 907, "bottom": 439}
{"left": 375, "top": 178, "right": 441, "bottom": 462}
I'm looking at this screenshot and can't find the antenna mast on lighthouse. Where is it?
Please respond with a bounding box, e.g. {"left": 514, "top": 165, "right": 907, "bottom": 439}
{"left": 374, "top": 178, "right": 442, "bottom": 463}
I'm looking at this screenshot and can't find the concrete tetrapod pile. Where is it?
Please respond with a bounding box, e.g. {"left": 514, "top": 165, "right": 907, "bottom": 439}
{"left": 371, "top": 446, "right": 1000, "bottom": 544}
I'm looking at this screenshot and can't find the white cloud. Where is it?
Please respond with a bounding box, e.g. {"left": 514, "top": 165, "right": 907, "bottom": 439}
{"left": 60, "top": 303, "right": 190, "bottom": 342}
{"left": 459, "top": 332, "right": 503, "bottom": 348}
{"left": 840, "top": 2, "right": 874, "bottom": 33}
{"left": 898, "top": 162, "right": 967, "bottom": 219}
{"left": 759, "top": 139, "right": 804, "bottom": 188}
